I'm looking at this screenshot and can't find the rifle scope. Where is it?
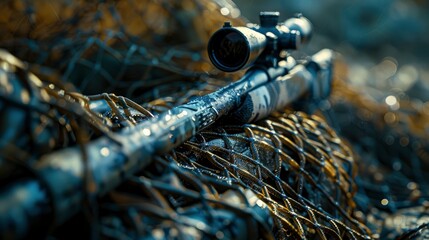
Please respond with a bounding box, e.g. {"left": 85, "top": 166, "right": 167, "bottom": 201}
{"left": 208, "top": 12, "right": 312, "bottom": 72}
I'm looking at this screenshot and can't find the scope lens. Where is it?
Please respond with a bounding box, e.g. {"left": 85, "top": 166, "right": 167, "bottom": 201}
{"left": 210, "top": 31, "right": 249, "bottom": 71}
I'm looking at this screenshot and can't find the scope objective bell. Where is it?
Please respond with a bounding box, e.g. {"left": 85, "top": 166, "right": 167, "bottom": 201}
{"left": 208, "top": 12, "right": 312, "bottom": 72}
{"left": 208, "top": 24, "right": 266, "bottom": 72}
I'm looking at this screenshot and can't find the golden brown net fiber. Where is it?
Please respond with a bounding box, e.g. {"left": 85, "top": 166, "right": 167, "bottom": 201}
{"left": 0, "top": 0, "right": 428, "bottom": 239}
{"left": 95, "top": 112, "right": 371, "bottom": 239}
{"left": 166, "top": 112, "right": 371, "bottom": 239}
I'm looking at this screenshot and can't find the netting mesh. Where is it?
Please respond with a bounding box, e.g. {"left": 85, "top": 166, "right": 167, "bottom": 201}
{"left": 0, "top": 0, "right": 428, "bottom": 239}
{"left": 168, "top": 112, "right": 369, "bottom": 239}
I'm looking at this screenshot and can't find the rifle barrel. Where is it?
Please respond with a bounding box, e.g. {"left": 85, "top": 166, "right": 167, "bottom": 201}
{"left": 0, "top": 49, "right": 333, "bottom": 239}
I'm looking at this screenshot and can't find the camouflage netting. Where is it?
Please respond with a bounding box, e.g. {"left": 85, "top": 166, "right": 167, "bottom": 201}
{"left": 0, "top": 0, "right": 428, "bottom": 239}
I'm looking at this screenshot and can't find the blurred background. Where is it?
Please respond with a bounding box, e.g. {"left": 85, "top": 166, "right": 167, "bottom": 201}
{"left": 235, "top": 0, "right": 429, "bottom": 101}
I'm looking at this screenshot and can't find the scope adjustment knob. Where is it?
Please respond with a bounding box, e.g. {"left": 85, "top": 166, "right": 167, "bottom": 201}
{"left": 260, "top": 12, "right": 280, "bottom": 28}
{"left": 284, "top": 14, "right": 312, "bottom": 44}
